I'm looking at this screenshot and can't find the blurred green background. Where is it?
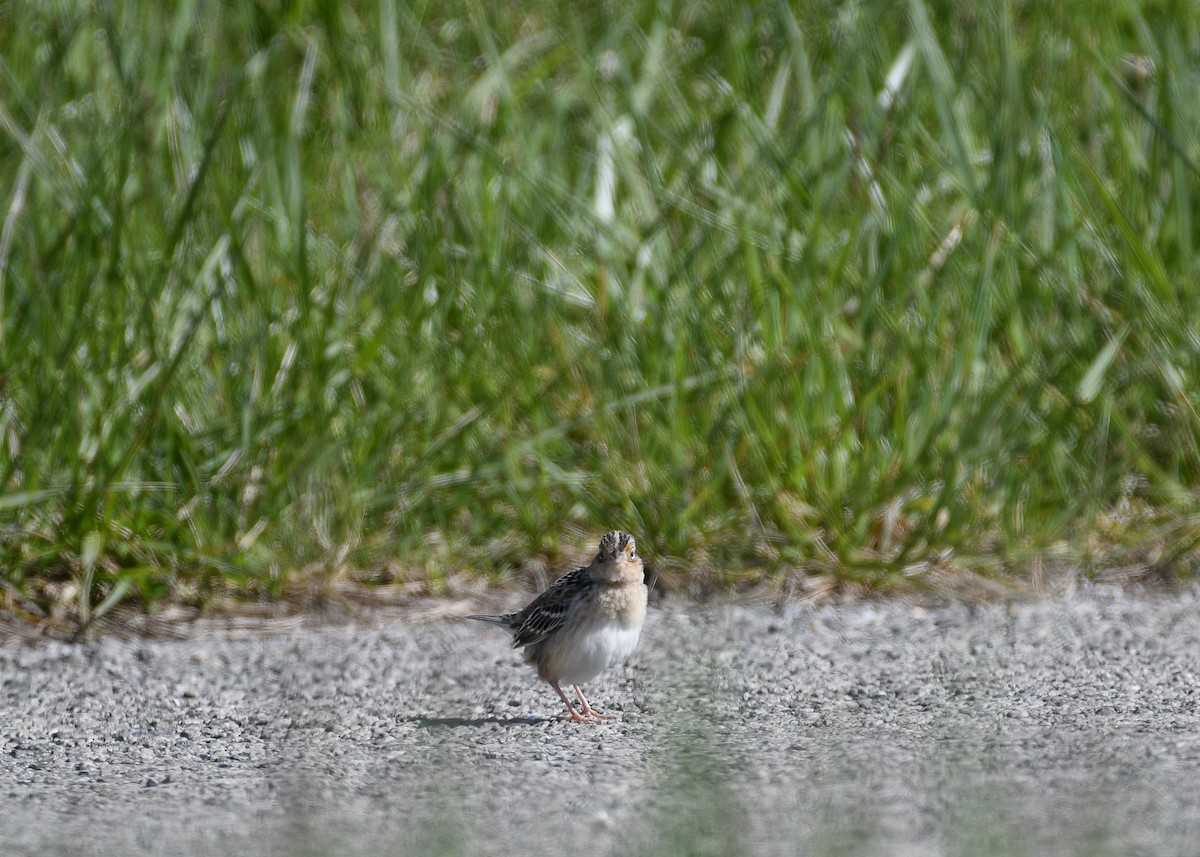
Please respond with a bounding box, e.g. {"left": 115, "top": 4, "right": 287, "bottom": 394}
{"left": 1, "top": 0, "right": 1198, "bottom": 622}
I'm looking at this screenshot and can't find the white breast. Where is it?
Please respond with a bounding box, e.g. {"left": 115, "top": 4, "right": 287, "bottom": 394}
{"left": 554, "top": 617, "right": 643, "bottom": 686}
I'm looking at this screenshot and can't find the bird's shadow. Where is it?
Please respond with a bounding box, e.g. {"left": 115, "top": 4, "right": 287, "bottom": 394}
{"left": 406, "top": 715, "right": 547, "bottom": 729}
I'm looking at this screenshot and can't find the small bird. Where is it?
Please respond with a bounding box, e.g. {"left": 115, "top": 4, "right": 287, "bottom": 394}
{"left": 468, "top": 530, "right": 648, "bottom": 722}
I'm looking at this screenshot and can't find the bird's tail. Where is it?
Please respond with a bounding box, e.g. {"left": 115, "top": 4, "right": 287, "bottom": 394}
{"left": 465, "top": 612, "right": 517, "bottom": 628}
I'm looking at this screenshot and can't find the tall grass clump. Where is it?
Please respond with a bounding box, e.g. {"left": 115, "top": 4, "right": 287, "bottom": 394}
{"left": 1, "top": 0, "right": 1198, "bottom": 621}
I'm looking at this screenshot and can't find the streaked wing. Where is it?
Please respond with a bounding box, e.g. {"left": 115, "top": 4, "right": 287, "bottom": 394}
{"left": 511, "top": 565, "right": 593, "bottom": 648}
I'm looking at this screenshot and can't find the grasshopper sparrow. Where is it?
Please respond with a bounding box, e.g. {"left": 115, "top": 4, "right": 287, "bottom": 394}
{"left": 468, "top": 530, "right": 647, "bottom": 722}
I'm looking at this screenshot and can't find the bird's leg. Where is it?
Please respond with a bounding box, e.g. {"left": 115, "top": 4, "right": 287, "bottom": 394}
{"left": 573, "top": 684, "right": 614, "bottom": 719}
{"left": 551, "top": 681, "right": 592, "bottom": 722}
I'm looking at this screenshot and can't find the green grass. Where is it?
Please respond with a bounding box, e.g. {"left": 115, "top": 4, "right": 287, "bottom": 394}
{"left": 1, "top": 0, "right": 1199, "bottom": 622}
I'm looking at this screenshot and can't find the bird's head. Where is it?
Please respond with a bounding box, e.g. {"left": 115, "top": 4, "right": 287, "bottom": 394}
{"left": 594, "top": 530, "right": 642, "bottom": 582}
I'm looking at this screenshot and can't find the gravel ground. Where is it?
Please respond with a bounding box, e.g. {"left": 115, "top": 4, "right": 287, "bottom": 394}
{"left": 2, "top": 586, "right": 1199, "bottom": 857}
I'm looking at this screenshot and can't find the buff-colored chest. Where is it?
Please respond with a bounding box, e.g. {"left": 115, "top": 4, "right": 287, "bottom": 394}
{"left": 593, "top": 577, "right": 648, "bottom": 624}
